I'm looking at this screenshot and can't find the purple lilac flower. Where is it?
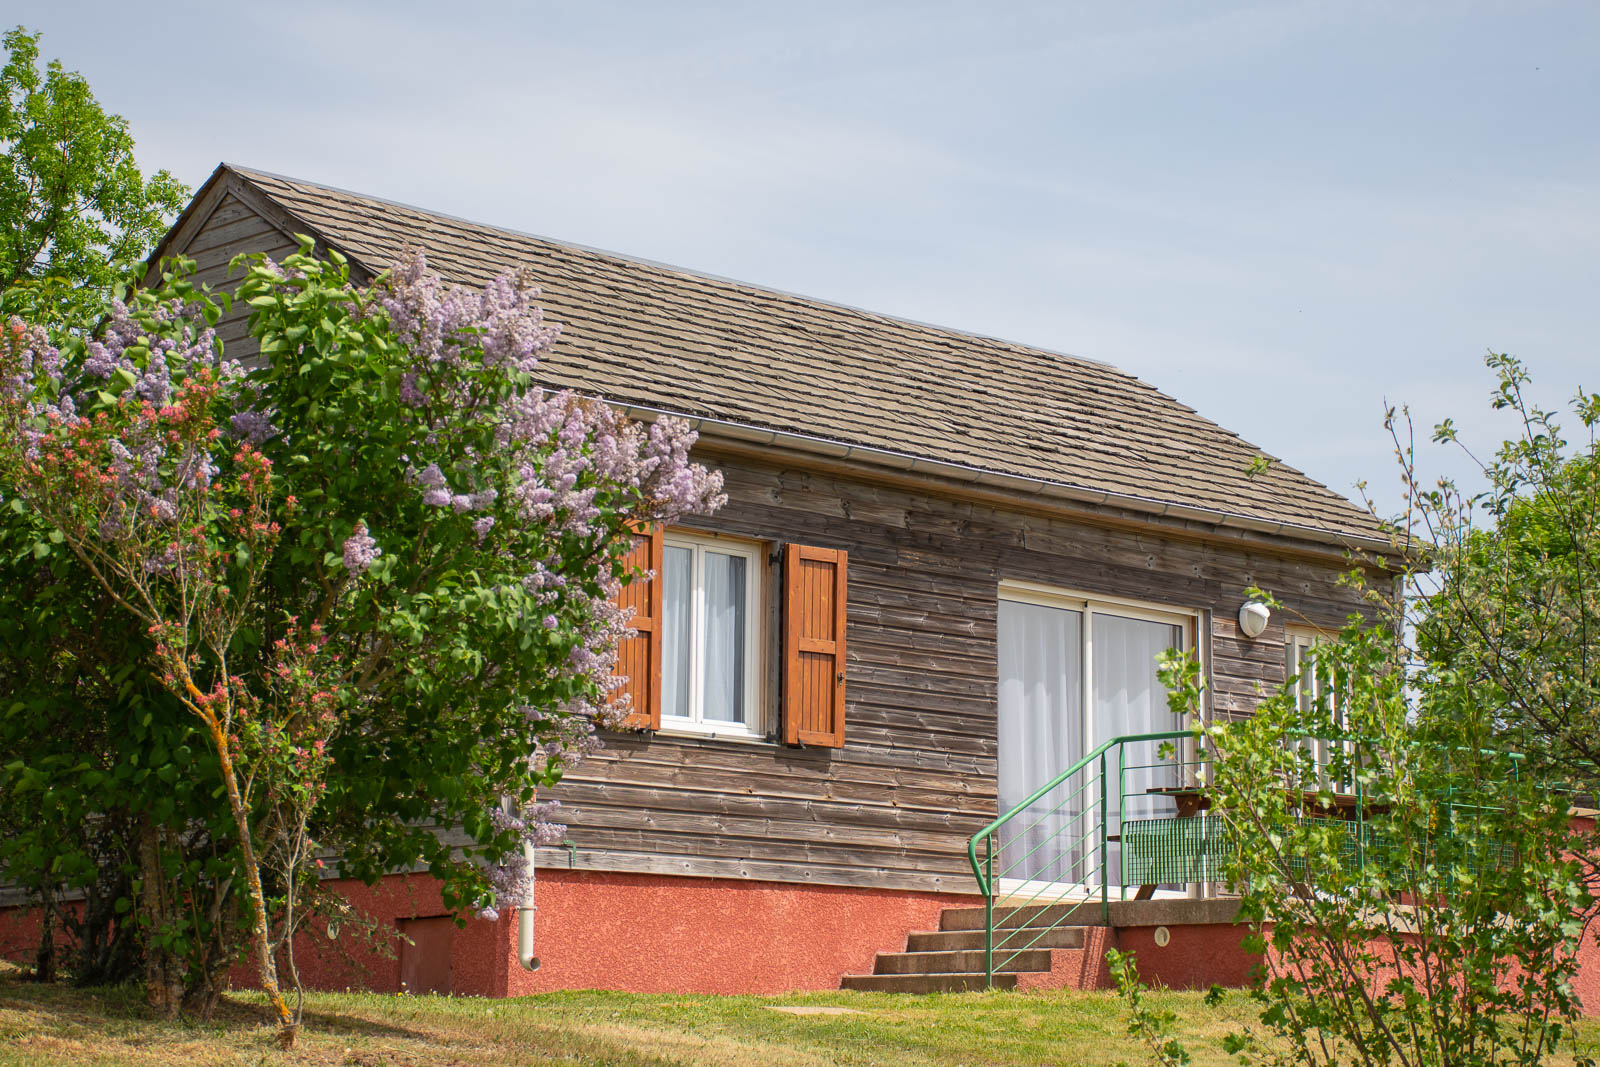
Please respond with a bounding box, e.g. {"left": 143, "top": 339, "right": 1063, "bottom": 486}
{"left": 342, "top": 521, "right": 381, "bottom": 576}
{"left": 84, "top": 342, "right": 117, "bottom": 379}
{"left": 229, "top": 409, "right": 279, "bottom": 444}
{"left": 399, "top": 372, "right": 424, "bottom": 406}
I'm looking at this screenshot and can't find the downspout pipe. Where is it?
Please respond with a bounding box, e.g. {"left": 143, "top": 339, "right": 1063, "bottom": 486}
{"left": 501, "top": 797, "right": 541, "bottom": 971}
{"left": 517, "top": 833, "right": 540, "bottom": 972}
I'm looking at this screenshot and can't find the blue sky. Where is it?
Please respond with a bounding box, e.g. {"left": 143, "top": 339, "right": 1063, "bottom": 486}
{"left": 26, "top": 1, "right": 1600, "bottom": 518}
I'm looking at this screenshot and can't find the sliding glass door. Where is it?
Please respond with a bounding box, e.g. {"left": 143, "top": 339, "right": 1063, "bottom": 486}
{"left": 996, "top": 585, "right": 1190, "bottom": 890}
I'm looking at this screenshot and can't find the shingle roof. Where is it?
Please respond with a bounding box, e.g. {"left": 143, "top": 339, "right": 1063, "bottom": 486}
{"left": 218, "top": 165, "right": 1387, "bottom": 545}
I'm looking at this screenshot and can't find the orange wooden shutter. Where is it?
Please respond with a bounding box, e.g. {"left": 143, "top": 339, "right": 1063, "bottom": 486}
{"left": 612, "top": 524, "right": 663, "bottom": 730}
{"left": 783, "top": 543, "right": 848, "bottom": 748}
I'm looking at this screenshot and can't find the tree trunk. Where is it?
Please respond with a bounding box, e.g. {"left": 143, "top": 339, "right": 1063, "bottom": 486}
{"left": 68, "top": 840, "right": 144, "bottom": 988}
{"left": 181, "top": 965, "right": 229, "bottom": 1021}
{"left": 205, "top": 716, "right": 298, "bottom": 1048}
{"left": 181, "top": 877, "right": 238, "bottom": 1022}
{"left": 33, "top": 884, "right": 57, "bottom": 983}
{"left": 136, "top": 818, "right": 181, "bottom": 1017}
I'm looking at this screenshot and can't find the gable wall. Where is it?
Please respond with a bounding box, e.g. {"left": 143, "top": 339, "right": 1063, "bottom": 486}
{"left": 155, "top": 186, "right": 301, "bottom": 362}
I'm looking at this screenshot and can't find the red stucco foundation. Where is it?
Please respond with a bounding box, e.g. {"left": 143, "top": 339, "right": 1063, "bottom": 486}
{"left": 276, "top": 869, "right": 980, "bottom": 997}
{"left": 0, "top": 899, "right": 77, "bottom": 968}
{"left": 9, "top": 865, "right": 1600, "bottom": 1008}
{"left": 1093, "top": 923, "right": 1260, "bottom": 992}
{"left": 2, "top": 871, "right": 975, "bottom": 997}
{"left": 510, "top": 870, "right": 980, "bottom": 995}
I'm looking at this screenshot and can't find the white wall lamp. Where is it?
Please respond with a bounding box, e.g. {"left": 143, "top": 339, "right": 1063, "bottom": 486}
{"left": 1238, "top": 601, "right": 1271, "bottom": 639}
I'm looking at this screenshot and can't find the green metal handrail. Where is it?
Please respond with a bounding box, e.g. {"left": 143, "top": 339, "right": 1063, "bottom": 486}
{"left": 967, "top": 729, "right": 1193, "bottom": 893}
{"left": 967, "top": 728, "right": 1539, "bottom": 987}
{"left": 967, "top": 730, "right": 1194, "bottom": 985}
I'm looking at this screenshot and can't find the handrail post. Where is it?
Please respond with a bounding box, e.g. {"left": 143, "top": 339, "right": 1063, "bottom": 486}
{"left": 1116, "top": 743, "right": 1125, "bottom": 902}
{"left": 1100, "top": 748, "right": 1110, "bottom": 925}
{"left": 984, "top": 837, "right": 995, "bottom": 988}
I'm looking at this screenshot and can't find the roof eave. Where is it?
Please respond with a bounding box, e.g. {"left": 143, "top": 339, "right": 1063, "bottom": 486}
{"left": 615, "top": 402, "right": 1401, "bottom": 559}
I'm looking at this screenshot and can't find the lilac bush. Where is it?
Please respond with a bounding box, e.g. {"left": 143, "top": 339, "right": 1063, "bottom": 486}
{"left": 1, "top": 309, "right": 308, "bottom": 1042}
{"left": 337, "top": 251, "right": 724, "bottom": 914}
{"left": 0, "top": 242, "right": 724, "bottom": 1037}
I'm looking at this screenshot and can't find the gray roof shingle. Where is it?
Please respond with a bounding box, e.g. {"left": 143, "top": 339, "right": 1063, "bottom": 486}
{"left": 219, "top": 165, "right": 1387, "bottom": 544}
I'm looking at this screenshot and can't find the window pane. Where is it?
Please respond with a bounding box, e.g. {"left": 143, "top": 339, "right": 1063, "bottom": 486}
{"left": 1292, "top": 638, "right": 1314, "bottom": 712}
{"left": 662, "top": 545, "right": 693, "bottom": 720}
{"left": 1093, "top": 613, "right": 1184, "bottom": 883}
{"left": 1091, "top": 614, "right": 1182, "bottom": 748}
{"left": 701, "top": 551, "right": 747, "bottom": 723}
{"left": 996, "top": 600, "right": 1084, "bottom": 884}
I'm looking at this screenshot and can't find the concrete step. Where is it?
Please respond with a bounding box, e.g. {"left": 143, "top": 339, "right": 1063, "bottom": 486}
{"left": 906, "top": 926, "right": 1086, "bottom": 952}
{"left": 939, "top": 902, "right": 1105, "bottom": 931}
{"left": 841, "top": 971, "right": 1020, "bottom": 993}
{"left": 874, "top": 948, "right": 1054, "bottom": 975}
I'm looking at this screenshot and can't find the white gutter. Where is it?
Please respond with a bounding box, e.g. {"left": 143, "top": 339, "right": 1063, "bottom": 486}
{"left": 613, "top": 402, "right": 1397, "bottom": 557}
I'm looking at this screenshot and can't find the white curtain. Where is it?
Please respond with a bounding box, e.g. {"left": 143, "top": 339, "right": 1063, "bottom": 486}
{"left": 997, "top": 600, "right": 1084, "bottom": 884}
{"left": 1092, "top": 613, "right": 1183, "bottom": 883}
{"left": 661, "top": 545, "right": 693, "bottom": 720}
{"left": 701, "top": 551, "right": 747, "bottom": 723}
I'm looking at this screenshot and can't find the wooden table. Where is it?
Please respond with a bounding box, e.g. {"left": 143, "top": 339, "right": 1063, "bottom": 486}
{"left": 1143, "top": 787, "right": 1389, "bottom": 821}
{"left": 1144, "top": 786, "right": 1211, "bottom": 819}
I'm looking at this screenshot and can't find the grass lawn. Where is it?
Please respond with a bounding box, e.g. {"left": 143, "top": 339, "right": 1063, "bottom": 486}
{"left": 0, "top": 965, "right": 1595, "bottom": 1067}
{"left": 0, "top": 963, "right": 1251, "bottom": 1067}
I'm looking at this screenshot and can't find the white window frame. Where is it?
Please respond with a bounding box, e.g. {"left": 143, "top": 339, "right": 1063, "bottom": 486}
{"left": 659, "top": 530, "right": 766, "bottom": 740}
{"left": 1285, "top": 625, "right": 1350, "bottom": 786}
{"left": 997, "top": 579, "right": 1199, "bottom": 749}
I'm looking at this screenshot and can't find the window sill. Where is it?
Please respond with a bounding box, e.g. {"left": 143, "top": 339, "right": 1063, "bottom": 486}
{"left": 655, "top": 720, "right": 773, "bottom": 745}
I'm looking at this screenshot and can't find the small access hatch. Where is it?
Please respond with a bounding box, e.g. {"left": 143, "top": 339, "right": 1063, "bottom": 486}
{"left": 398, "top": 916, "right": 455, "bottom": 995}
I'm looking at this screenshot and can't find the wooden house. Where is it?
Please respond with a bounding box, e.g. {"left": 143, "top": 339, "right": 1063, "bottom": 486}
{"left": 145, "top": 165, "right": 1395, "bottom": 996}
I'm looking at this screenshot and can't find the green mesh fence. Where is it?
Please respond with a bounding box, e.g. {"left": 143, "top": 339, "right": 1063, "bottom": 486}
{"left": 1121, "top": 815, "right": 1231, "bottom": 886}
{"left": 1121, "top": 815, "right": 1370, "bottom": 886}
{"left": 1120, "top": 813, "right": 1521, "bottom": 888}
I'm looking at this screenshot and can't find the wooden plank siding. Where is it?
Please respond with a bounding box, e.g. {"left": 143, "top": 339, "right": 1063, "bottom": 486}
{"left": 159, "top": 191, "right": 1375, "bottom": 896}
{"left": 542, "top": 456, "right": 1371, "bottom": 893}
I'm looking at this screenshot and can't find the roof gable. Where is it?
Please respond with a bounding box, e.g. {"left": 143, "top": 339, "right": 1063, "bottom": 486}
{"left": 167, "top": 164, "right": 1388, "bottom": 547}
